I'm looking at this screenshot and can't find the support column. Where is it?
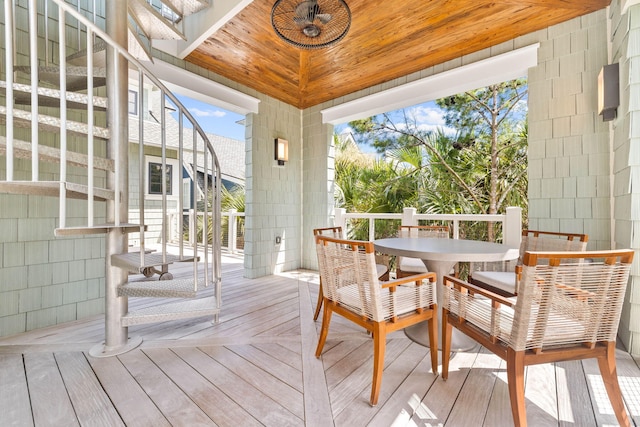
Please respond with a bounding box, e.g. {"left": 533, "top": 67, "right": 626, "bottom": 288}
{"left": 90, "top": 0, "right": 141, "bottom": 357}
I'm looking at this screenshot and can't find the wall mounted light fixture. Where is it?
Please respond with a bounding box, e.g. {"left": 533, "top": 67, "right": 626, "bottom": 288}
{"left": 275, "top": 138, "right": 289, "bottom": 165}
{"left": 598, "top": 63, "right": 619, "bottom": 122}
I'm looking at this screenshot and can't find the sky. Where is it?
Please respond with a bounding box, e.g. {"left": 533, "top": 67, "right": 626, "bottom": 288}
{"left": 175, "top": 95, "right": 246, "bottom": 141}
{"left": 334, "top": 100, "right": 455, "bottom": 154}
{"left": 335, "top": 100, "right": 451, "bottom": 135}
{"left": 174, "top": 95, "right": 453, "bottom": 148}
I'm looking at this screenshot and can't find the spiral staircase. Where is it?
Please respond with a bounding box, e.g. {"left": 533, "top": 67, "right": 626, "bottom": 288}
{"left": 0, "top": 0, "right": 221, "bottom": 356}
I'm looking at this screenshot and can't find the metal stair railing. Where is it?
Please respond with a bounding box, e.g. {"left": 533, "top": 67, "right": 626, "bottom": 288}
{"left": 2, "top": 0, "right": 221, "bottom": 296}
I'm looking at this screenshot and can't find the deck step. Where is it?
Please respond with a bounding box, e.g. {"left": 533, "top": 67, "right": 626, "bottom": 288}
{"left": 65, "top": 26, "right": 152, "bottom": 64}
{"left": 0, "top": 106, "right": 110, "bottom": 140}
{"left": 111, "top": 251, "right": 197, "bottom": 276}
{"left": 121, "top": 296, "right": 219, "bottom": 326}
{"left": 66, "top": 39, "right": 108, "bottom": 66}
{"left": 0, "top": 181, "right": 114, "bottom": 201}
{"left": 0, "top": 80, "right": 108, "bottom": 110}
{"left": 128, "top": 0, "right": 186, "bottom": 41}
{"left": 13, "top": 65, "right": 107, "bottom": 91}
{"left": 118, "top": 277, "right": 210, "bottom": 298}
{"left": 0, "top": 136, "right": 115, "bottom": 172}
{"left": 54, "top": 223, "right": 144, "bottom": 237}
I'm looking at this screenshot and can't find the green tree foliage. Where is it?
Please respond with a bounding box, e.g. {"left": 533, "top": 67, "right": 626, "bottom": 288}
{"left": 344, "top": 78, "right": 528, "bottom": 241}
{"left": 436, "top": 79, "right": 528, "bottom": 218}
{"left": 334, "top": 134, "right": 405, "bottom": 239}
{"left": 221, "top": 185, "right": 245, "bottom": 212}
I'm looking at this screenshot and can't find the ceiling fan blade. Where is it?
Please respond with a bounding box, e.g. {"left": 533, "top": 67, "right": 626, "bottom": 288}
{"left": 316, "top": 13, "right": 332, "bottom": 24}
{"left": 293, "top": 16, "right": 310, "bottom": 25}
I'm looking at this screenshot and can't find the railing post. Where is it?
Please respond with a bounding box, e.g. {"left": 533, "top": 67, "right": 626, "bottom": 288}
{"left": 369, "top": 217, "right": 375, "bottom": 241}
{"left": 335, "top": 208, "right": 346, "bottom": 231}
{"left": 504, "top": 206, "right": 522, "bottom": 247}
{"left": 228, "top": 209, "right": 238, "bottom": 254}
{"left": 189, "top": 209, "right": 195, "bottom": 244}
{"left": 4, "top": 0, "right": 14, "bottom": 181}
{"left": 402, "top": 207, "right": 417, "bottom": 226}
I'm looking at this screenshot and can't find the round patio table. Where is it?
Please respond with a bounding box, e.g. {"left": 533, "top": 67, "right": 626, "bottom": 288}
{"left": 373, "top": 237, "right": 519, "bottom": 351}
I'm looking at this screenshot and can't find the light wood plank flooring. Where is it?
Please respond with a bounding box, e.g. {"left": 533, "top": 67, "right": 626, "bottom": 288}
{"left": 1, "top": 253, "right": 639, "bottom": 426}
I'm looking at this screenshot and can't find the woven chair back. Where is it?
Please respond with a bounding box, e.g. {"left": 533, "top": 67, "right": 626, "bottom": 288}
{"left": 509, "top": 250, "right": 633, "bottom": 351}
{"left": 315, "top": 235, "right": 435, "bottom": 322}
{"left": 313, "top": 226, "right": 343, "bottom": 239}
{"left": 517, "top": 230, "right": 588, "bottom": 264}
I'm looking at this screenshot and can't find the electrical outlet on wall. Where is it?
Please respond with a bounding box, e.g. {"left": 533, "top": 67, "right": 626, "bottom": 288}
{"left": 275, "top": 236, "right": 282, "bottom": 244}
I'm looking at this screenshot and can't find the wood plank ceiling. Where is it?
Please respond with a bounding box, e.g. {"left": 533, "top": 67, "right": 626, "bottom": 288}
{"left": 185, "top": 0, "right": 611, "bottom": 109}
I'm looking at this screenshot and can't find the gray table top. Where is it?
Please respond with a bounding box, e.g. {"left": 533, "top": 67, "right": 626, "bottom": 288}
{"left": 373, "top": 237, "right": 519, "bottom": 263}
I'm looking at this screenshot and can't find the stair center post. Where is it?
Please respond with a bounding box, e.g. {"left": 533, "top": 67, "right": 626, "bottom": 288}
{"left": 90, "top": 0, "right": 141, "bottom": 357}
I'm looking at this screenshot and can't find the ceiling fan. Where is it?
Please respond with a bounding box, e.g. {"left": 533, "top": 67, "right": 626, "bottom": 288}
{"left": 294, "top": 0, "right": 332, "bottom": 37}
{"left": 271, "top": 0, "right": 351, "bottom": 49}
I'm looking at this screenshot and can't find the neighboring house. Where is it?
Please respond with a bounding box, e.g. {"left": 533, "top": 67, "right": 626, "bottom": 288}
{"left": 126, "top": 85, "right": 245, "bottom": 246}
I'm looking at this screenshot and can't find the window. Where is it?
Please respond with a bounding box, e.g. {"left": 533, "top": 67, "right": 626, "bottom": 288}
{"left": 148, "top": 162, "right": 172, "bottom": 195}
{"left": 128, "top": 90, "right": 138, "bottom": 115}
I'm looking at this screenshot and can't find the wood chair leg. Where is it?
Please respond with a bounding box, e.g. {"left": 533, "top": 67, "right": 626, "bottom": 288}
{"left": 441, "top": 311, "right": 452, "bottom": 380}
{"left": 370, "top": 322, "right": 387, "bottom": 406}
{"left": 428, "top": 307, "right": 438, "bottom": 374}
{"left": 315, "top": 302, "right": 332, "bottom": 357}
{"left": 597, "top": 341, "right": 631, "bottom": 427}
{"left": 506, "top": 348, "right": 527, "bottom": 427}
{"left": 313, "top": 280, "right": 323, "bottom": 321}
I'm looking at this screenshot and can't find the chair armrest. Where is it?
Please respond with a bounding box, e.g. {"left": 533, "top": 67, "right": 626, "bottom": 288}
{"left": 442, "top": 275, "right": 514, "bottom": 308}
{"left": 381, "top": 272, "right": 436, "bottom": 289}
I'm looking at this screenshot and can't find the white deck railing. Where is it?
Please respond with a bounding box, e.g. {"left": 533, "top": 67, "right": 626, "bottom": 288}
{"left": 169, "top": 209, "right": 246, "bottom": 254}
{"left": 334, "top": 206, "right": 523, "bottom": 247}
{"left": 169, "top": 206, "right": 521, "bottom": 255}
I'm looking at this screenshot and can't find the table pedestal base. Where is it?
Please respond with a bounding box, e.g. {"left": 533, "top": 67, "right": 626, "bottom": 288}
{"left": 404, "top": 321, "right": 478, "bottom": 352}
{"left": 408, "top": 258, "right": 479, "bottom": 352}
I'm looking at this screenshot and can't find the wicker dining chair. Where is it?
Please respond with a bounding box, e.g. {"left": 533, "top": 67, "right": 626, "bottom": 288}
{"left": 469, "top": 229, "right": 588, "bottom": 297}
{"left": 312, "top": 226, "right": 389, "bottom": 320}
{"left": 396, "top": 225, "right": 450, "bottom": 278}
{"left": 442, "top": 249, "right": 634, "bottom": 427}
{"left": 314, "top": 234, "right": 438, "bottom": 406}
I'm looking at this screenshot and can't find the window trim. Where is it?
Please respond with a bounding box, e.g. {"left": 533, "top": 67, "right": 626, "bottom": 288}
{"left": 128, "top": 90, "right": 138, "bottom": 116}
{"left": 145, "top": 155, "right": 180, "bottom": 200}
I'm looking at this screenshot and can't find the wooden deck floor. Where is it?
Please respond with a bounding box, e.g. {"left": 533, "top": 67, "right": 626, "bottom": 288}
{"left": 1, "top": 253, "right": 639, "bottom": 426}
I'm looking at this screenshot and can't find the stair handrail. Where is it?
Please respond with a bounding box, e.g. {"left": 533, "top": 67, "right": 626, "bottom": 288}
{"left": 48, "top": 0, "right": 221, "bottom": 182}
{"left": 7, "top": 0, "right": 222, "bottom": 292}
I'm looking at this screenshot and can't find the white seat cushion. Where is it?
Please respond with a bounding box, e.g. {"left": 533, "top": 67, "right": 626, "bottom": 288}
{"left": 337, "top": 282, "right": 433, "bottom": 321}
{"left": 376, "top": 264, "right": 388, "bottom": 278}
{"left": 399, "top": 257, "right": 428, "bottom": 273}
{"left": 471, "top": 271, "right": 516, "bottom": 294}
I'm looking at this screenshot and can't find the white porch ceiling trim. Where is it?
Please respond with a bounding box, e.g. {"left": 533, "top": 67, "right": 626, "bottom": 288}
{"left": 320, "top": 43, "right": 540, "bottom": 125}
{"left": 142, "top": 59, "right": 260, "bottom": 115}
{"left": 623, "top": 0, "right": 640, "bottom": 14}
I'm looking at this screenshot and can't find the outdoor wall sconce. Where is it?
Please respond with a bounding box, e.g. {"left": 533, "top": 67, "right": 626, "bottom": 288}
{"left": 275, "top": 138, "right": 289, "bottom": 165}
{"left": 598, "top": 63, "right": 619, "bottom": 122}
